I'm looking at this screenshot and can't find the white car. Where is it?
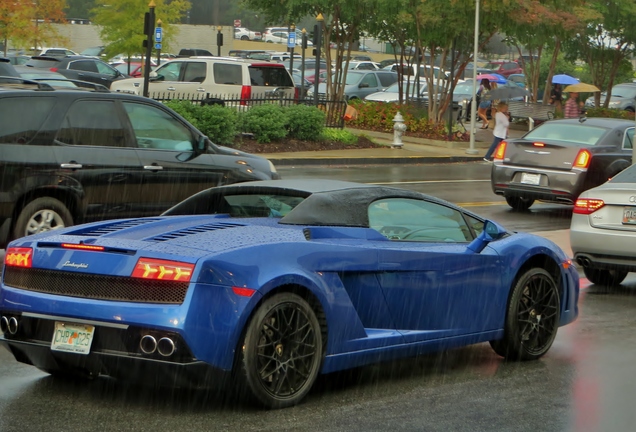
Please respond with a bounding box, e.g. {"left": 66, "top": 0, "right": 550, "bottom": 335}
{"left": 37, "top": 47, "right": 78, "bottom": 57}
{"left": 264, "top": 31, "right": 312, "bottom": 46}
{"left": 234, "top": 27, "right": 262, "bottom": 41}
{"left": 365, "top": 79, "right": 434, "bottom": 103}
{"left": 343, "top": 61, "right": 380, "bottom": 71}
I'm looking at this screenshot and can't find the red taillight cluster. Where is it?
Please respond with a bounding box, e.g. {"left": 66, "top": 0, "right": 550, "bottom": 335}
{"left": 62, "top": 243, "right": 105, "bottom": 251}
{"left": 49, "top": 67, "right": 58, "bottom": 72}
{"left": 131, "top": 258, "right": 194, "bottom": 282}
{"left": 573, "top": 198, "right": 605, "bottom": 214}
{"left": 5, "top": 247, "right": 33, "bottom": 268}
{"left": 494, "top": 140, "right": 507, "bottom": 160}
{"left": 573, "top": 149, "right": 591, "bottom": 169}
{"left": 240, "top": 85, "right": 251, "bottom": 106}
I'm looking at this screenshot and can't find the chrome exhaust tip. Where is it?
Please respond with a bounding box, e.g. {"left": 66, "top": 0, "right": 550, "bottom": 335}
{"left": 8, "top": 317, "right": 18, "bottom": 335}
{"left": 0, "top": 316, "right": 8, "bottom": 334}
{"left": 139, "top": 335, "right": 157, "bottom": 354}
{"left": 157, "top": 337, "right": 176, "bottom": 357}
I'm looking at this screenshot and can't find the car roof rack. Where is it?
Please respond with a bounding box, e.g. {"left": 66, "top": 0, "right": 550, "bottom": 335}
{"left": 29, "top": 77, "right": 110, "bottom": 92}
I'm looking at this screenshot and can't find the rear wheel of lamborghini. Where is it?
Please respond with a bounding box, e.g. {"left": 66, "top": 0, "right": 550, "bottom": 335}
{"left": 505, "top": 195, "right": 534, "bottom": 211}
{"left": 238, "top": 293, "right": 323, "bottom": 409}
{"left": 582, "top": 266, "right": 628, "bottom": 286}
{"left": 490, "top": 268, "right": 560, "bottom": 361}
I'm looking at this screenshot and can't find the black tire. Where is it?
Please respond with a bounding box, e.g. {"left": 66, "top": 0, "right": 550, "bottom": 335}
{"left": 241, "top": 36, "right": 249, "bottom": 40}
{"left": 13, "top": 197, "right": 73, "bottom": 240}
{"left": 490, "top": 268, "right": 560, "bottom": 361}
{"left": 505, "top": 195, "right": 534, "bottom": 211}
{"left": 237, "top": 292, "right": 323, "bottom": 409}
{"left": 582, "top": 266, "right": 628, "bottom": 286}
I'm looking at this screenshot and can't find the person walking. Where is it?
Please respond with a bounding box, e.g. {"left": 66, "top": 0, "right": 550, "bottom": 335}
{"left": 549, "top": 84, "right": 563, "bottom": 114}
{"left": 477, "top": 78, "right": 492, "bottom": 128}
{"left": 564, "top": 91, "right": 583, "bottom": 118}
{"left": 484, "top": 101, "right": 510, "bottom": 162}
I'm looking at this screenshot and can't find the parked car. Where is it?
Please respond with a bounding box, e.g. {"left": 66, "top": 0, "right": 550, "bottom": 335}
{"left": 570, "top": 160, "right": 636, "bottom": 286}
{"left": 112, "top": 62, "right": 153, "bottom": 78}
{"left": 0, "top": 84, "right": 280, "bottom": 246}
{"left": 263, "top": 30, "right": 310, "bottom": 46}
{"left": 111, "top": 57, "right": 296, "bottom": 101}
{"left": 308, "top": 70, "right": 398, "bottom": 100}
{"left": 0, "top": 57, "right": 20, "bottom": 79}
{"left": 482, "top": 61, "right": 523, "bottom": 78}
{"left": 177, "top": 48, "right": 214, "bottom": 57}
{"left": 0, "top": 179, "right": 579, "bottom": 408}
{"left": 584, "top": 83, "right": 636, "bottom": 112}
{"left": 6, "top": 55, "right": 30, "bottom": 65}
{"left": 507, "top": 73, "right": 526, "bottom": 88}
{"left": 25, "top": 55, "right": 128, "bottom": 88}
{"left": 233, "top": 27, "right": 262, "bottom": 41}
{"left": 491, "top": 118, "right": 634, "bottom": 210}
{"left": 227, "top": 49, "right": 272, "bottom": 59}
{"left": 343, "top": 61, "right": 380, "bottom": 71}
{"left": 80, "top": 46, "right": 106, "bottom": 58}
{"left": 365, "top": 79, "right": 434, "bottom": 103}
{"left": 37, "top": 47, "right": 79, "bottom": 57}
{"left": 281, "top": 59, "right": 328, "bottom": 74}
{"left": 13, "top": 65, "right": 78, "bottom": 88}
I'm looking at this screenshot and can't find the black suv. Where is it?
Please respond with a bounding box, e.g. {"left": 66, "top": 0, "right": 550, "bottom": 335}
{"left": 24, "top": 55, "right": 128, "bottom": 88}
{"left": 0, "top": 83, "right": 280, "bottom": 246}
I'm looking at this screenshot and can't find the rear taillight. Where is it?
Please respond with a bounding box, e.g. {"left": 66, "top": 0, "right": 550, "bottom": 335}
{"left": 294, "top": 86, "right": 299, "bottom": 100}
{"left": 62, "top": 243, "right": 105, "bottom": 251}
{"left": 5, "top": 247, "right": 33, "bottom": 268}
{"left": 493, "top": 140, "right": 507, "bottom": 160}
{"left": 573, "top": 149, "right": 591, "bottom": 169}
{"left": 240, "top": 85, "right": 251, "bottom": 106}
{"left": 49, "top": 67, "right": 58, "bottom": 72}
{"left": 131, "top": 258, "right": 194, "bottom": 282}
{"left": 573, "top": 198, "right": 604, "bottom": 214}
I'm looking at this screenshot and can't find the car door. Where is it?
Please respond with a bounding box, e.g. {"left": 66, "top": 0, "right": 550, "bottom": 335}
{"left": 52, "top": 98, "right": 144, "bottom": 222}
{"left": 145, "top": 61, "right": 190, "bottom": 96}
{"left": 367, "top": 198, "right": 505, "bottom": 343}
{"left": 122, "top": 101, "right": 230, "bottom": 215}
{"left": 353, "top": 72, "right": 381, "bottom": 99}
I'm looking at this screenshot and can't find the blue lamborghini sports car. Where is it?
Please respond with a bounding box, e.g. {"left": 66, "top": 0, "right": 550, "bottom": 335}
{"left": 0, "top": 180, "right": 579, "bottom": 408}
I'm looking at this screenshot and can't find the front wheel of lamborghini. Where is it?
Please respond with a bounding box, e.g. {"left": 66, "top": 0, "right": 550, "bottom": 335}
{"left": 238, "top": 292, "right": 323, "bottom": 409}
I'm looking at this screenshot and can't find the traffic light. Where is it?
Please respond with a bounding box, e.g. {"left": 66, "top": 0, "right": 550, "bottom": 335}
{"left": 144, "top": 12, "right": 152, "bottom": 36}
{"left": 312, "top": 24, "right": 319, "bottom": 46}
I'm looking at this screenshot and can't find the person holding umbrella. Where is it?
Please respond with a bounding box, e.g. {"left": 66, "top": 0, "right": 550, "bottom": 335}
{"left": 477, "top": 78, "right": 492, "bottom": 128}
{"left": 564, "top": 91, "right": 584, "bottom": 118}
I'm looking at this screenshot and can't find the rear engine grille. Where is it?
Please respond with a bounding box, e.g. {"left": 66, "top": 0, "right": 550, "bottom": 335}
{"left": 148, "top": 222, "right": 244, "bottom": 242}
{"left": 70, "top": 218, "right": 162, "bottom": 236}
{"left": 3, "top": 267, "right": 188, "bottom": 304}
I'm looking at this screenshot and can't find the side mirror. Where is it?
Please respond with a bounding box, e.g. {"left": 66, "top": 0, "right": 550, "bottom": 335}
{"left": 197, "top": 135, "right": 208, "bottom": 152}
{"left": 359, "top": 82, "right": 369, "bottom": 88}
{"left": 465, "top": 220, "right": 507, "bottom": 254}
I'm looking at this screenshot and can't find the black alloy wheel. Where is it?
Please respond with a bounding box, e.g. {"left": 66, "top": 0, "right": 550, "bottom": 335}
{"left": 490, "top": 268, "right": 560, "bottom": 361}
{"left": 238, "top": 292, "right": 323, "bottom": 409}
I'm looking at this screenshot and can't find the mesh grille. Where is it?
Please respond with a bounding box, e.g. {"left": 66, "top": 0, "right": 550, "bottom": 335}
{"left": 3, "top": 267, "right": 188, "bottom": 304}
{"left": 69, "top": 218, "right": 162, "bottom": 236}
{"left": 148, "top": 222, "right": 244, "bottom": 242}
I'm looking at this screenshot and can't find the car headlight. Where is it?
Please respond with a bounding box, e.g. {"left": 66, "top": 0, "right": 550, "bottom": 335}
{"left": 268, "top": 160, "right": 277, "bottom": 174}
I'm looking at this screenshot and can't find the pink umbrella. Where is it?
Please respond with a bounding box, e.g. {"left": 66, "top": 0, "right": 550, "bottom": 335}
{"left": 475, "top": 74, "right": 505, "bottom": 83}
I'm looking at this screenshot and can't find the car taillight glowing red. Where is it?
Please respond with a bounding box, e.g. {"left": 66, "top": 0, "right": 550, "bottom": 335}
{"left": 240, "top": 85, "right": 251, "bottom": 106}
{"left": 573, "top": 198, "right": 604, "bottom": 214}
{"left": 62, "top": 243, "right": 105, "bottom": 251}
{"left": 131, "top": 258, "right": 194, "bottom": 282}
{"left": 5, "top": 247, "right": 33, "bottom": 268}
{"left": 49, "top": 67, "right": 58, "bottom": 72}
{"left": 573, "top": 149, "right": 591, "bottom": 169}
{"left": 294, "top": 86, "right": 299, "bottom": 100}
{"left": 494, "top": 140, "right": 507, "bottom": 160}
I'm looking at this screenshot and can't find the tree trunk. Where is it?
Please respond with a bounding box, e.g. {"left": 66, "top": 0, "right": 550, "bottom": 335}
{"left": 542, "top": 38, "right": 560, "bottom": 104}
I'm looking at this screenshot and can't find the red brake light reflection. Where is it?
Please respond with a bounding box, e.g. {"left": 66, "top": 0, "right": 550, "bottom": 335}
{"left": 232, "top": 287, "right": 256, "bottom": 297}
{"left": 62, "top": 243, "right": 105, "bottom": 251}
{"left": 5, "top": 247, "right": 33, "bottom": 268}
{"left": 573, "top": 198, "right": 604, "bottom": 214}
{"left": 131, "top": 258, "right": 194, "bottom": 282}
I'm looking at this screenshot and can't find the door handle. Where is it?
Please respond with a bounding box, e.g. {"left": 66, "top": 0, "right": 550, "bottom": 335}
{"left": 60, "top": 163, "right": 83, "bottom": 169}
{"left": 144, "top": 164, "right": 163, "bottom": 171}
{"left": 77, "top": 73, "right": 85, "bottom": 77}
{"left": 167, "top": 87, "right": 176, "bottom": 91}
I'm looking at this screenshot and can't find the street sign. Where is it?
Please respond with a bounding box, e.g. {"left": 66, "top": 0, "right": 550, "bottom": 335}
{"left": 287, "top": 32, "right": 296, "bottom": 48}
{"left": 155, "top": 43, "right": 162, "bottom": 50}
{"left": 234, "top": 19, "right": 241, "bottom": 27}
{"left": 155, "top": 27, "right": 162, "bottom": 43}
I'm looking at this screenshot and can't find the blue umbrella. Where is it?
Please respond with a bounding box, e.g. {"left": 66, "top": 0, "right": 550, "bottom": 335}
{"left": 552, "top": 74, "right": 579, "bottom": 85}
{"left": 490, "top": 73, "right": 508, "bottom": 84}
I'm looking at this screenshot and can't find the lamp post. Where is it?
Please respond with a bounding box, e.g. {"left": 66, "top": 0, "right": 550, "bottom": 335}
{"left": 142, "top": 0, "right": 156, "bottom": 98}
{"left": 216, "top": 26, "right": 223, "bottom": 56}
{"left": 313, "top": 13, "right": 324, "bottom": 106}
{"left": 466, "top": 0, "right": 480, "bottom": 155}
{"left": 301, "top": 28, "right": 307, "bottom": 99}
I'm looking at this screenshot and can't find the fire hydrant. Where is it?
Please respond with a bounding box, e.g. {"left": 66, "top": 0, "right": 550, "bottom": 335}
{"left": 392, "top": 112, "right": 407, "bottom": 148}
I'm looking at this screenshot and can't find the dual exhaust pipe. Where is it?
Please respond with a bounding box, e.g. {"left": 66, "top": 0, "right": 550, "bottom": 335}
{"left": 139, "top": 335, "right": 176, "bottom": 357}
{"left": 0, "top": 316, "right": 19, "bottom": 335}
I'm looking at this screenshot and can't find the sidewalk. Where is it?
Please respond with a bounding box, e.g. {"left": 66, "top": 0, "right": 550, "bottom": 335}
{"left": 262, "top": 122, "right": 530, "bottom": 166}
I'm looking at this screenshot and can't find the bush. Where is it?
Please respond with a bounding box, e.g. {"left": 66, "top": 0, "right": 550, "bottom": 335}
{"left": 285, "top": 104, "right": 325, "bottom": 140}
{"left": 164, "top": 101, "right": 237, "bottom": 145}
{"left": 320, "top": 128, "right": 358, "bottom": 144}
{"left": 243, "top": 104, "right": 287, "bottom": 143}
{"left": 586, "top": 107, "right": 635, "bottom": 120}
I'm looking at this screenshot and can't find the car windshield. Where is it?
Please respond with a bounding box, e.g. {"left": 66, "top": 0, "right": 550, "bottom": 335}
{"left": 165, "top": 193, "right": 307, "bottom": 217}
{"left": 453, "top": 82, "right": 475, "bottom": 94}
{"left": 337, "top": 72, "right": 364, "bottom": 85}
{"left": 610, "top": 85, "right": 636, "bottom": 99}
{"left": 524, "top": 123, "right": 607, "bottom": 146}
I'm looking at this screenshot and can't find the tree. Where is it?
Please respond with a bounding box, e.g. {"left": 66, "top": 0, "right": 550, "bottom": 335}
{"left": 91, "top": 0, "right": 191, "bottom": 60}
{"left": 65, "top": 0, "right": 96, "bottom": 19}
{"left": 0, "top": 0, "right": 32, "bottom": 55}
{"left": 28, "top": 0, "right": 69, "bottom": 50}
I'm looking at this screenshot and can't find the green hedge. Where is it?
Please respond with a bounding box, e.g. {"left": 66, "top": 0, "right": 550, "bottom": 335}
{"left": 285, "top": 104, "right": 326, "bottom": 141}
{"left": 585, "top": 107, "right": 635, "bottom": 120}
{"left": 164, "top": 100, "right": 238, "bottom": 145}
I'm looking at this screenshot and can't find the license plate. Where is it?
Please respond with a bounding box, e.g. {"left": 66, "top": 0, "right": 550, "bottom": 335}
{"left": 520, "top": 172, "right": 541, "bottom": 185}
{"left": 622, "top": 206, "right": 636, "bottom": 225}
{"left": 51, "top": 322, "right": 95, "bottom": 355}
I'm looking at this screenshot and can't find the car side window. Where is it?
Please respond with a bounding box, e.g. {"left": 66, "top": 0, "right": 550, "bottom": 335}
{"left": 123, "top": 102, "right": 194, "bottom": 151}
{"left": 56, "top": 100, "right": 127, "bottom": 147}
{"left": 69, "top": 60, "right": 98, "bottom": 73}
{"left": 155, "top": 61, "right": 182, "bottom": 81}
{"left": 0, "top": 96, "right": 57, "bottom": 144}
{"left": 623, "top": 128, "right": 634, "bottom": 150}
{"left": 360, "top": 73, "right": 378, "bottom": 88}
{"left": 95, "top": 61, "right": 117, "bottom": 77}
{"left": 368, "top": 198, "right": 472, "bottom": 242}
{"left": 213, "top": 63, "right": 242, "bottom": 85}
{"left": 183, "top": 62, "right": 207, "bottom": 83}
{"left": 378, "top": 73, "right": 397, "bottom": 87}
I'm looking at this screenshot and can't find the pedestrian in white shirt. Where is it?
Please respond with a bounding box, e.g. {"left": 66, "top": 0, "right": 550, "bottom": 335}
{"left": 484, "top": 102, "right": 510, "bottom": 161}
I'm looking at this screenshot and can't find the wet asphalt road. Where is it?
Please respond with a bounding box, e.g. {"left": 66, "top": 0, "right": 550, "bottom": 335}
{"left": 1, "top": 161, "right": 636, "bottom": 432}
